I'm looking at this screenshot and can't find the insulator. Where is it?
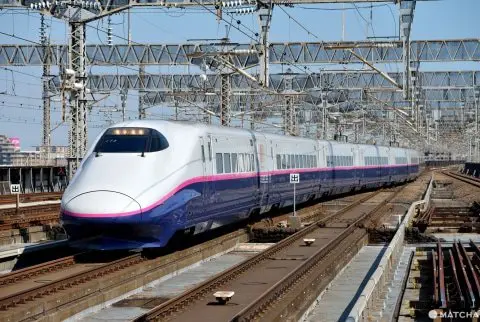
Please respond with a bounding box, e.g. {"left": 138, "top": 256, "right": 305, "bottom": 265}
{"left": 107, "top": 16, "right": 113, "bottom": 46}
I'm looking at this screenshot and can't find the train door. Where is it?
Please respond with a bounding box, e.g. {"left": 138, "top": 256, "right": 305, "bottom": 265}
{"left": 199, "top": 136, "right": 213, "bottom": 216}
{"left": 325, "top": 142, "right": 334, "bottom": 194}
{"left": 358, "top": 147, "right": 366, "bottom": 187}
{"left": 254, "top": 134, "right": 270, "bottom": 213}
{"left": 317, "top": 143, "right": 325, "bottom": 194}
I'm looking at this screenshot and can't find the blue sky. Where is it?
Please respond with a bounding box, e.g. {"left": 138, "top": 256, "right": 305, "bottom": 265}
{"left": 0, "top": 0, "right": 478, "bottom": 149}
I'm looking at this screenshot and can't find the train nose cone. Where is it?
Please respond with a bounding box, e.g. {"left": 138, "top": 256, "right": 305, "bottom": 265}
{"left": 63, "top": 191, "right": 141, "bottom": 218}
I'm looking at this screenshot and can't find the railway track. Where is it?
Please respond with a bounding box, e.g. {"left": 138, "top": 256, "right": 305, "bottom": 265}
{"left": 0, "top": 192, "right": 62, "bottom": 205}
{"left": 442, "top": 171, "right": 480, "bottom": 189}
{"left": 0, "top": 179, "right": 426, "bottom": 322}
{"left": 0, "top": 204, "right": 61, "bottom": 230}
{"left": 0, "top": 253, "right": 80, "bottom": 287}
{"left": 133, "top": 186, "right": 407, "bottom": 322}
{"left": 0, "top": 228, "right": 249, "bottom": 322}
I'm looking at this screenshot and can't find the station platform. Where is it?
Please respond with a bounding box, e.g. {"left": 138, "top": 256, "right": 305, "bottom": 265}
{"left": 301, "top": 245, "right": 386, "bottom": 322}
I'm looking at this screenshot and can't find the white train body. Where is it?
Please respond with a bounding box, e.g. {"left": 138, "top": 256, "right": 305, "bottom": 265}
{"left": 61, "top": 120, "right": 422, "bottom": 249}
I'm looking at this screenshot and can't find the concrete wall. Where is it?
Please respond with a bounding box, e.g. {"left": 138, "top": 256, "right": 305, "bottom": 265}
{"left": 345, "top": 177, "right": 433, "bottom": 321}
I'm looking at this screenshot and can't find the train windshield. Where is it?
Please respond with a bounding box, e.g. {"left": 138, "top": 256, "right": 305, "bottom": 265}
{"left": 94, "top": 128, "right": 169, "bottom": 153}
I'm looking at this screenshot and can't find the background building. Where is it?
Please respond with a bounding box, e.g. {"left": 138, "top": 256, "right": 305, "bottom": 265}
{"left": 0, "top": 135, "right": 67, "bottom": 166}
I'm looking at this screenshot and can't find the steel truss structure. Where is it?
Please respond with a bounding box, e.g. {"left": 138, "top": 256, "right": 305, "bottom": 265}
{"left": 0, "top": 39, "right": 479, "bottom": 66}
{"left": 0, "top": 0, "right": 478, "bottom": 167}
{"left": 55, "top": 71, "right": 478, "bottom": 93}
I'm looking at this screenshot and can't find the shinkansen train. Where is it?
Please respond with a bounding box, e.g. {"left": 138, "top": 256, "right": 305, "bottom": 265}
{"left": 60, "top": 120, "right": 422, "bottom": 250}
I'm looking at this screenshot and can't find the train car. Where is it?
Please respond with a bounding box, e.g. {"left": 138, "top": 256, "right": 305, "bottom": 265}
{"left": 61, "top": 120, "right": 421, "bottom": 250}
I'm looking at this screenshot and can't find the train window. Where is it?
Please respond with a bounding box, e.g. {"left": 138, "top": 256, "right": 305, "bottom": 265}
{"left": 295, "top": 155, "right": 300, "bottom": 168}
{"left": 95, "top": 128, "right": 169, "bottom": 153}
{"left": 282, "top": 154, "right": 288, "bottom": 169}
{"left": 276, "top": 155, "right": 281, "bottom": 170}
{"left": 232, "top": 153, "right": 238, "bottom": 172}
{"left": 289, "top": 155, "right": 293, "bottom": 169}
{"left": 149, "top": 132, "right": 169, "bottom": 152}
{"left": 250, "top": 154, "right": 255, "bottom": 171}
{"left": 207, "top": 142, "right": 212, "bottom": 161}
{"left": 302, "top": 155, "right": 307, "bottom": 168}
{"left": 224, "top": 153, "right": 232, "bottom": 173}
{"left": 216, "top": 153, "right": 223, "bottom": 174}
{"left": 238, "top": 154, "right": 244, "bottom": 172}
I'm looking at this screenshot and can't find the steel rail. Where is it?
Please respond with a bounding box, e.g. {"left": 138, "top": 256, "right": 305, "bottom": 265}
{"left": 317, "top": 191, "right": 380, "bottom": 226}
{"left": 458, "top": 242, "right": 480, "bottom": 303}
{"left": 0, "top": 213, "right": 60, "bottom": 230}
{"left": 0, "top": 253, "right": 144, "bottom": 310}
{"left": 437, "top": 242, "right": 447, "bottom": 308}
{"left": 232, "top": 189, "right": 403, "bottom": 321}
{"left": 442, "top": 171, "right": 480, "bottom": 189}
{"left": 0, "top": 192, "right": 63, "bottom": 205}
{"left": 0, "top": 254, "right": 79, "bottom": 286}
{"left": 453, "top": 242, "right": 476, "bottom": 308}
{"left": 433, "top": 250, "right": 439, "bottom": 305}
{"left": 448, "top": 249, "right": 465, "bottom": 308}
{"left": 0, "top": 204, "right": 60, "bottom": 217}
{"left": 135, "top": 188, "right": 400, "bottom": 321}
{"left": 0, "top": 228, "right": 249, "bottom": 322}
{"left": 470, "top": 240, "right": 480, "bottom": 259}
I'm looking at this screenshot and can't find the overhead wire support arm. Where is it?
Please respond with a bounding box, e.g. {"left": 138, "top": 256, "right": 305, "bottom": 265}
{"left": 347, "top": 49, "right": 402, "bottom": 90}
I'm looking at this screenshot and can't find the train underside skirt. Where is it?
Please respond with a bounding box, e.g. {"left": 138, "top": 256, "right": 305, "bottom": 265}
{"left": 62, "top": 213, "right": 176, "bottom": 250}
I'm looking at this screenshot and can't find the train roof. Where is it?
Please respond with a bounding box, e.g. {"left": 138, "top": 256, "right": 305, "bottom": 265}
{"left": 107, "top": 120, "right": 419, "bottom": 153}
